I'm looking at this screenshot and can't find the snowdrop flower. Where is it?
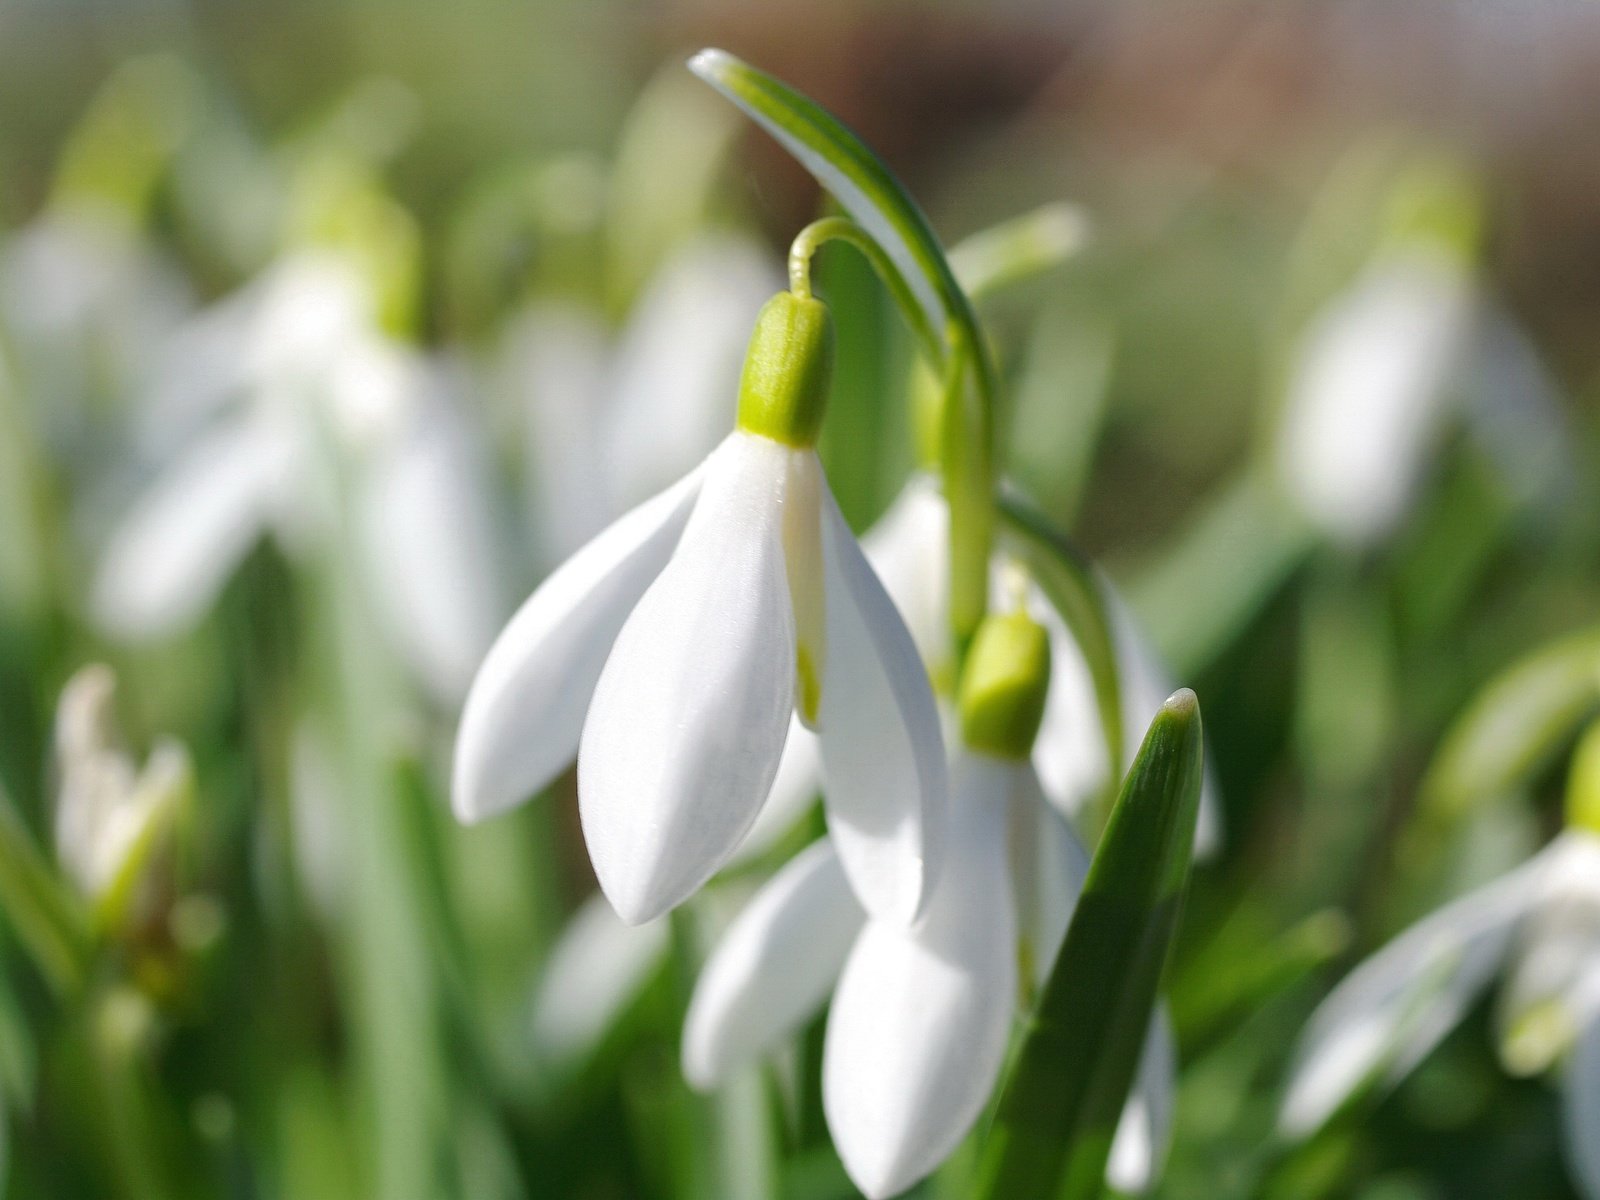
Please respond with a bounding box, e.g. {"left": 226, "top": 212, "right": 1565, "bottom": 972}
{"left": 0, "top": 206, "right": 191, "bottom": 434}
{"left": 498, "top": 232, "right": 780, "bottom": 562}
{"left": 88, "top": 253, "right": 504, "bottom": 704}
{"left": 53, "top": 665, "right": 192, "bottom": 925}
{"left": 756, "top": 473, "right": 1222, "bottom": 858}
{"left": 1275, "top": 246, "right": 1476, "bottom": 547}
{"left": 682, "top": 611, "right": 1175, "bottom": 1198}
{"left": 454, "top": 289, "right": 947, "bottom": 927}
{"left": 1281, "top": 800, "right": 1600, "bottom": 1199}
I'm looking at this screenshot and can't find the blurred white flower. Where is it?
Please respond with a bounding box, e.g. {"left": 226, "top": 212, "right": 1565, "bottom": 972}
{"left": 529, "top": 892, "right": 671, "bottom": 1071}
{"left": 1275, "top": 248, "right": 1476, "bottom": 547}
{"left": 682, "top": 750, "right": 1173, "bottom": 1199}
{"left": 53, "top": 664, "right": 191, "bottom": 921}
{"left": 88, "top": 253, "right": 505, "bottom": 704}
{"left": 761, "top": 473, "right": 1223, "bottom": 859}
{"left": 1281, "top": 830, "right": 1600, "bottom": 1199}
{"left": 453, "top": 426, "right": 946, "bottom": 926}
{"left": 496, "top": 233, "right": 781, "bottom": 563}
{"left": 0, "top": 206, "right": 191, "bottom": 432}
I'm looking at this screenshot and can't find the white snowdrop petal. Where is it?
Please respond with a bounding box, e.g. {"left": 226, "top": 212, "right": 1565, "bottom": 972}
{"left": 818, "top": 485, "right": 947, "bottom": 925}
{"left": 1498, "top": 833, "right": 1600, "bottom": 1074}
{"left": 532, "top": 893, "right": 671, "bottom": 1069}
{"left": 731, "top": 717, "right": 822, "bottom": 867}
{"left": 1030, "top": 595, "right": 1113, "bottom": 820}
{"left": 823, "top": 755, "right": 1017, "bottom": 1199}
{"left": 683, "top": 841, "right": 862, "bottom": 1089}
{"left": 1280, "top": 857, "right": 1545, "bottom": 1136}
{"left": 860, "top": 474, "right": 950, "bottom": 673}
{"left": 1108, "top": 1011, "right": 1177, "bottom": 1195}
{"left": 1032, "top": 585, "right": 1224, "bottom": 859}
{"left": 451, "top": 464, "right": 705, "bottom": 823}
{"left": 359, "top": 394, "right": 506, "bottom": 705}
{"left": 1007, "top": 767, "right": 1092, "bottom": 991}
{"left": 579, "top": 432, "right": 797, "bottom": 925}
{"left": 504, "top": 304, "right": 613, "bottom": 562}
{"left": 1276, "top": 250, "right": 1475, "bottom": 546}
{"left": 1563, "top": 1012, "right": 1600, "bottom": 1200}
{"left": 90, "top": 416, "right": 291, "bottom": 641}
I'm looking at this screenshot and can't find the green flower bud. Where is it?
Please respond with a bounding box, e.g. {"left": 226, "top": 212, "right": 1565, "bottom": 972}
{"left": 736, "top": 291, "right": 833, "bottom": 448}
{"left": 1565, "top": 717, "right": 1600, "bottom": 836}
{"left": 960, "top": 611, "right": 1051, "bottom": 761}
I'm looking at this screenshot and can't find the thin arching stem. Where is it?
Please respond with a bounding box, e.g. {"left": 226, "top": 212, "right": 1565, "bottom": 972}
{"left": 786, "top": 217, "right": 941, "bottom": 363}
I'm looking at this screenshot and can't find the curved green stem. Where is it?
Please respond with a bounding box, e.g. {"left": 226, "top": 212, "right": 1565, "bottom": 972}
{"left": 787, "top": 217, "right": 940, "bottom": 360}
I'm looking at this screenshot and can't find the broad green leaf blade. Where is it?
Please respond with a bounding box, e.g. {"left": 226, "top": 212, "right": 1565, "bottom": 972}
{"left": 688, "top": 48, "right": 963, "bottom": 364}
{"left": 997, "top": 492, "right": 1124, "bottom": 810}
{"left": 1420, "top": 625, "right": 1600, "bottom": 825}
{"left": 974, "top": 690, "right": 1204, "bottom": 1200}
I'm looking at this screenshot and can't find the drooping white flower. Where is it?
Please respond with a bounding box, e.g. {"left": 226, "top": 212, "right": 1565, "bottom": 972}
{"left": 454, "top": 291, "right": 947, "bottom": 928}
{"left": 495, "top": 233, "right": 781, "bottom": 563}
{"left": 681, "top": 749, "right": 1174, "bottom": 1199}
{"left": 756, "top": 473, "right": 1223, "bottom": 859}
{"left": 53, "top": 664, "right": 192, "bottom": 922}
{"left": 1281, "top": 829, "right": 1600, "bottom": 1199}
{"left": 87, "top": 253, "right": 505, "bottom": 704}
{"left": 0, "top": 207, "right": 192, "bottom": 435}
{"left": 1275, "top": 247, "right": 1476, "bottom": 547}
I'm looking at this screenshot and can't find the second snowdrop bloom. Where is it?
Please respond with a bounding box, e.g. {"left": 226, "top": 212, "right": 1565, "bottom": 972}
{"left": 759, "top": 472, "right": 1222, "bottom": 858}
{"left": 88, "top": 253, "right": 505, "bottom": 704}
{"left": 1281, "top": 744, "right": 1600, "bottom": 1200}
{"left": 682, "top": 612, "right": 1175, "bottom": 1199}
{"left": 454, "top": 290, "right": 947, "bottom": 927}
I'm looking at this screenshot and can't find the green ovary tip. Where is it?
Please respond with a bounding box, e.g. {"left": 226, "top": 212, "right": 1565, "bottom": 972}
{"left": 736, "top": 291, "right": 833, "bottom": 448}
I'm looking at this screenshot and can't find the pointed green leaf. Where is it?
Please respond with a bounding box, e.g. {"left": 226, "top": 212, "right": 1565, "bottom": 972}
{"left": 974, "top": 690, "right": 1205, "bottom": 1200}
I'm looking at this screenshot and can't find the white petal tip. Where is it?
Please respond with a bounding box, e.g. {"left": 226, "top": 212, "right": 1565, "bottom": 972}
{"left": 687, "top": 48, "right": 734, "bottom": 80}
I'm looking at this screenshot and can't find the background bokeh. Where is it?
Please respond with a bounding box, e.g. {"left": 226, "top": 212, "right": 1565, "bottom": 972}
{"left": 2, "top": 2, "right": 1600, "bottom": 1198}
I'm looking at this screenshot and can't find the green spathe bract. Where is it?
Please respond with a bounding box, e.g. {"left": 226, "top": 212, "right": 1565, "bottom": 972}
{"left": 735, "top": 292, "right": 834, "bottom": 449}
{"left": 960, "top": 611, "right": 1051, "bottom": 761}
{"left": 974, "top": 690, "right": 1205, "bottom": 1200}
{"left": 688, "top": 47, "right": 997, "bottom": 651}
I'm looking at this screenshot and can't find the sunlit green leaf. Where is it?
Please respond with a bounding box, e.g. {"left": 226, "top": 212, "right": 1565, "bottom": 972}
{"left": 1421, "top": 625, "right": 1600, "bottom": 825}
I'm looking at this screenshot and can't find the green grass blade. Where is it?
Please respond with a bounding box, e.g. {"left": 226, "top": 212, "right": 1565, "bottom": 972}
{"left": 973, "top": 690, "right": 1205, "bottom": 1200}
